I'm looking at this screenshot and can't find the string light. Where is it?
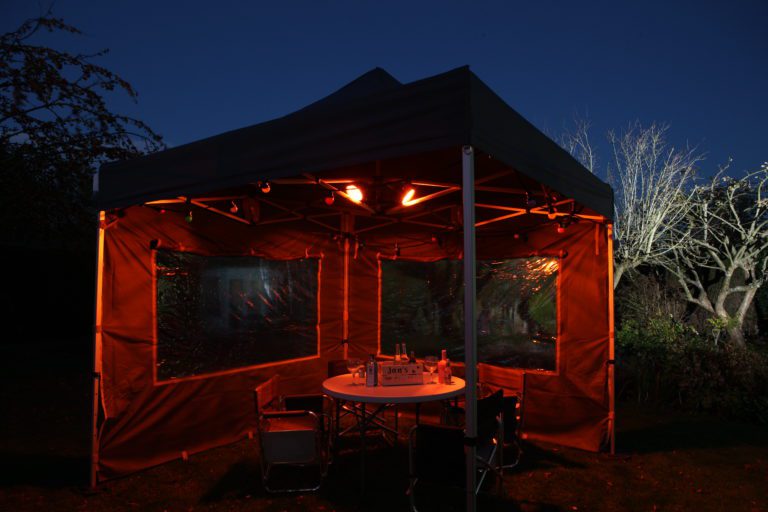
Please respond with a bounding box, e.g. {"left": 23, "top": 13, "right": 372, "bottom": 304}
{"left": 324, "top": 190, "right": 335, "bottom": 206}
{"left": 547, "top": 201, "right": 557, "bottom": 220}
{"left": 229, "top": 200, "right": 239, "bottom": 214}
{"left": 557, "top": 217, "right": 572, "bottom": 234}
{"left": 184, "top": 198, "right": 193, "bottom": 223}
{"left": 430, "top": 234, "right": 444, "bottom": 248}
{"left": 259, "top": 181, "right": 271, "bottom": 194}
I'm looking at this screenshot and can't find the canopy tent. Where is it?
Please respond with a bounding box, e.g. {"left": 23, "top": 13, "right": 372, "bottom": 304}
{"left": 92, "top": 67, "right": 615, "bottom": 508}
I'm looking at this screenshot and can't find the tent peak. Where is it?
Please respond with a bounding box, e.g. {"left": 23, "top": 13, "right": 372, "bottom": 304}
{"left": 296, "top": 67, "right": 401, "bottom": 112}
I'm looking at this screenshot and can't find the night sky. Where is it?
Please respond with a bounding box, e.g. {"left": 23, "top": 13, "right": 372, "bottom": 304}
{"left": 2, "top": 1, "right": 766, "bottom": 178}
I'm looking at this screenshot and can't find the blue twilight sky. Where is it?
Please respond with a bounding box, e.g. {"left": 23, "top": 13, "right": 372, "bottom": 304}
{"left": 2, "top": 1, "right": 766, "bottom": 178}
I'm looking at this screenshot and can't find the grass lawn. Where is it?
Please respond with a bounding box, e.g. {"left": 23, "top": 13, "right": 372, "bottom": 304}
{"left": 1, "top": 342, "right": 766, "bottom": 511}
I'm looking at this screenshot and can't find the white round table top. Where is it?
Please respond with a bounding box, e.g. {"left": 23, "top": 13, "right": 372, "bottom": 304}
{"left": 322, "top": 374, "right": 465, "bottom": 404}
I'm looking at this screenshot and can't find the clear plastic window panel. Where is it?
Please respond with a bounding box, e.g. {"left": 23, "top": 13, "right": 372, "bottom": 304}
{"left": 381, "top": 257, "right": 558, "bottom": 371}
{"left": 155, "top": 250, "right": 319, "bottom": 381}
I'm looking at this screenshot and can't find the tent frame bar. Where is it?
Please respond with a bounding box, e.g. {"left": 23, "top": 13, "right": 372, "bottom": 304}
{"left": 140, "top": 173, "right": 606, "bottom": 233}
{"left": 354, "top": 218, "right": 398, "bottom": 234}
{"left": 142, "top": 196, "right": 602, "bottom": 235}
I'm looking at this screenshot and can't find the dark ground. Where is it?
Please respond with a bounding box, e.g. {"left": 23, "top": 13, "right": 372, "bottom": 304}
{"left": 1, "top": 341, "right": 767, "bottom": 512}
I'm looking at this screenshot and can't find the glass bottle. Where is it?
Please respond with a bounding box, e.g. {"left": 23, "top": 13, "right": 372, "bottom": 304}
{"left": 437, "top": 349, "right": 447, "bottom": 384}
{"left": 366, "top": 354, "right": 377, "bottom": 387}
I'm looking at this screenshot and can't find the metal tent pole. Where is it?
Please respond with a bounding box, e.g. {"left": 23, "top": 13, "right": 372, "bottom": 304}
{"left": 607, "top": 224, "right": 616, "bottom": 454}
{"left": 462, "top": 146, "right": 478, "bottom": 512}
{"left": 90, "top": 210, "right": 106, "bottom": 487}
{"left": 342, "top": 213, "right": 354, "bottom": 359}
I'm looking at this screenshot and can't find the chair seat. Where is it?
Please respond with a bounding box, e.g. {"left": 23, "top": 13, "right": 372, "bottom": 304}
{"left": 261, "top": 414, "right": 317, "bottom": 432}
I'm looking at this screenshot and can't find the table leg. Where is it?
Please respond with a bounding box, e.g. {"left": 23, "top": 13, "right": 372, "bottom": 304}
{"left": 334, "top": 399, "right": 342, "bottom": 453}
{"left": 415, "top": 403, "right": 421, "bottom": 425}
{"left": 394, "top": 404, "right": 399, "bottom": 434}
{"left": 340, "top": 403, "right": 397, "bottom": 437}
{"left": 360, "top": 402, "right": 366, "bottom": 493}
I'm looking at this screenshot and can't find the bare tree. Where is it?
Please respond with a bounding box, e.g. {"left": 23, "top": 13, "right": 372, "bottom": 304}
{"left": 663, "top": 164, "right": 768, "bottom": 346}
{"left": 560, "top": 116, "right": 597, "bottom": 174}
{"left": 561, "top": 121, "right": 702, "bottom": 288}
{"left": 608, "top": 123, "right": 702, "bottom": 287}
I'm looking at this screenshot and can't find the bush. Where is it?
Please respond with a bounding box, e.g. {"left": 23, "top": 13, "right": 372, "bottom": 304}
{"left": 616, "top": 317, "right": 768, "bottom": 424}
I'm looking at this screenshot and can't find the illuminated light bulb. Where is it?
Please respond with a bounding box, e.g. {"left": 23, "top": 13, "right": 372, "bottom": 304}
{"left": 547, "top": 203, "right": 557, "bottom": 220}
{"left": 513, "top": 233, "right": 520, "bottom": 239}
{"left": 324, "top": 191, "right": 335, "bottom": 206}
{"left": 229, "top": 200, "right": 239, "bottom": 214}
{"left": 159, "top": 208, "right": 166, "bottom": 214}
{"left": 185, "top": 211, "right": 193, "bottom": 223}
{"left": 259, "top": 181, "right": 271, "bottom": 194}
{"left": 346, "top": 184, "right": 363, "bottom": 203}
{"left": 401, "top": 187, "right": 416, "bottom": 206}
{"left": 557, "top": 220, "right": 566, "bottom": 234}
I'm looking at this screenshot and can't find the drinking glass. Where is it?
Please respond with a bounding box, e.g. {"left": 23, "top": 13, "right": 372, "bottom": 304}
{"left": 424, "top": 356, "right": 438, "bottom": 384}
{"left": 346, "top": 358, "right": 363, "bottom": 385}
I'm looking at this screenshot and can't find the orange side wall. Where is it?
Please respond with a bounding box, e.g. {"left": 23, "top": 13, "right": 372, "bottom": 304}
{"left": 97, "top": 206, "right": 344, "bottom": 480}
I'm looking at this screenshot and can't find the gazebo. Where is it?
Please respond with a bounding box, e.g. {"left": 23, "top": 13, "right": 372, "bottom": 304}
{"left": 92, "top": 66, "right": 615, "bottom": 509}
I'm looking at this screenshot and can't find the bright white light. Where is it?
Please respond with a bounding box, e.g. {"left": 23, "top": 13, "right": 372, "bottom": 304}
{"left": 401, "top": 187, "right": 416, "bottom": 206}
{"left": 346, "top": 184, "right": 363, "bottom": 203}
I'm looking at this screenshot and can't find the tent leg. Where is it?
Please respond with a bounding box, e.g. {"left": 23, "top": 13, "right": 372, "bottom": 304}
{"left": 462, "top": 146, "right": 478, "bottom": 512}
{"left": 90, "top": 211, "right": 106, "bottom": 488}
{"left": 607, "top": 224, "right": 616, "bottom": 455}
{"left": 342, "top": 213, "right": 354, "bottom": 359}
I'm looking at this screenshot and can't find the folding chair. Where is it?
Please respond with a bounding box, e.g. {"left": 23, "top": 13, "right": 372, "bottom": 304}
{"left": 407, "top": 390, "right": 504, "bottom": 511}
{"left": 477, "top": 364, "right": 526, "bottom": 469}
{"left": 254, "top": 376, "right": 330, "bottom": 493}
{"left": 501, "top": 394, "right": 522, "bottom": 469}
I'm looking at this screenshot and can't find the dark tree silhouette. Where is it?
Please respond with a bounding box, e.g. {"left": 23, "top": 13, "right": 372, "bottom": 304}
{"left": 0, "top": 12, "right": 163, "bottom": 248}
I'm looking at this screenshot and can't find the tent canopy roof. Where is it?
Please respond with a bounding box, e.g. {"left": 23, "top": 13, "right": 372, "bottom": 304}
{"left": 96, "top": 66, "right": 613, "bottom": 219}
